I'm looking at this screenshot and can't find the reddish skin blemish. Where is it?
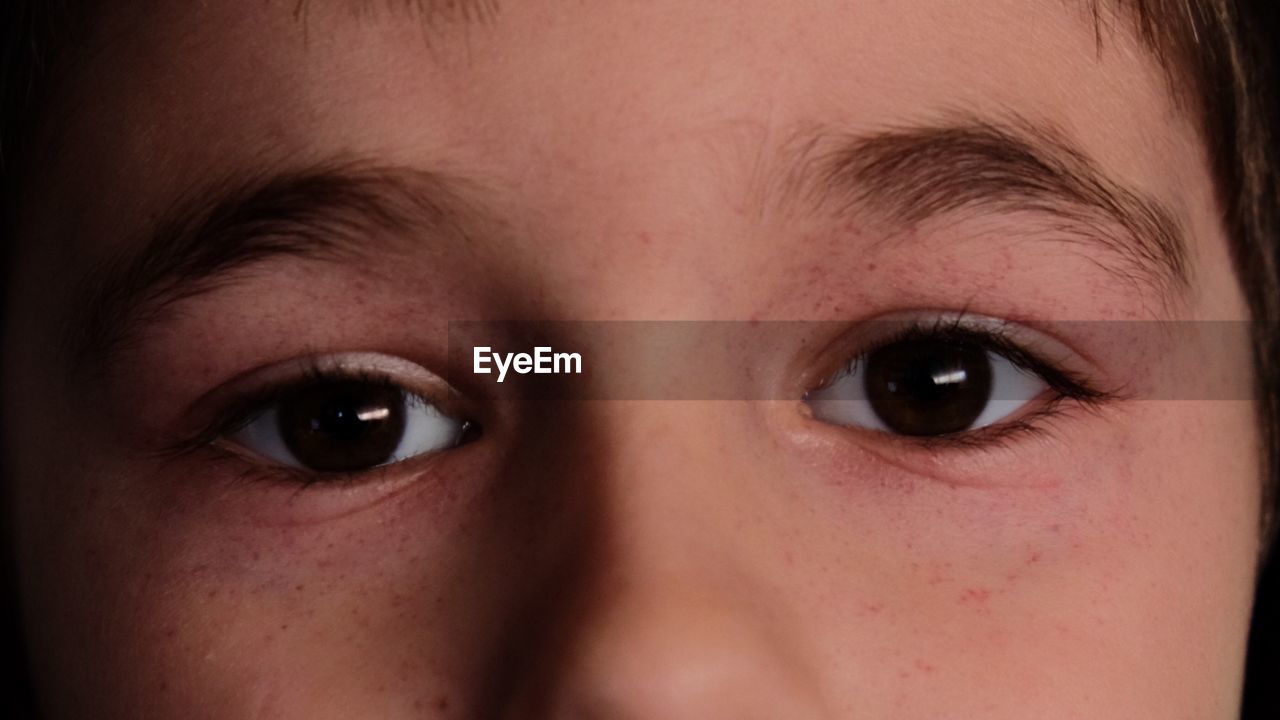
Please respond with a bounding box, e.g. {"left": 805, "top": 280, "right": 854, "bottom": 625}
{"left": 925, "top": 561, "right": 954, "bottom": 586}
{"left": 959, "top": 587, "right": 991, "bottom": 604}
{"left": 913, "top": 659, "right": 938, "bottom": 674}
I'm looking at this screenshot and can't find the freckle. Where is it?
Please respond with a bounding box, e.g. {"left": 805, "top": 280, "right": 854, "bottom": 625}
{"left": 251, "top": 551, "right": 260, "bottom": 561}
{"left": 436, "top": 695, "right": 450, "bottom": 710}
{"left": 280, "top": 623, "right": 289, "bottom": 631}
{"left": 865, "top": 262, "right": 877, "bottom": 271}
{"left": 295, "top": 584, "right": 305, "bottom": 592}
{"left": 637, "top": 232, "right": 652, "bottom": 246}
{"left": 861, "top": 602, "right": 884, "bottom": 615}
{"left": 913, "top": 659, "right": 937, "bottom": 673}
{"left": 163, "top": 627, "right": 176, "bottom": 638}
{"left": 1028, "top": 551, "right": 1042, "bottom": 564}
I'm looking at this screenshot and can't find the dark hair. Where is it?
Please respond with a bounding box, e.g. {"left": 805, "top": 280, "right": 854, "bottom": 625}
{"left": 1, "top": 1, "right": 1277, "bottom": 717}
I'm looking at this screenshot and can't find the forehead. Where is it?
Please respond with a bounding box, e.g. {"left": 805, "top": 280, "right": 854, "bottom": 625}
{"left": 27, "top": 0, "right": 1211, "bottom": 276}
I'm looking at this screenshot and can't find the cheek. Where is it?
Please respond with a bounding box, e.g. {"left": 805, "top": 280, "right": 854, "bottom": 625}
{"left": 780, "top": 400, "right": 1258, "bottom": 715}
{"left": 13, "top": 448, "right": 519, "bottom": 717}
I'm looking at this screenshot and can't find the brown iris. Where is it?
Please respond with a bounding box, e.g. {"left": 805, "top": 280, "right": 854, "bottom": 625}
{"left": 277, "top": 381, "right": 407, "bottom": 472}
{"left": 863, "top": 336, "right": 993, "bottom": 436}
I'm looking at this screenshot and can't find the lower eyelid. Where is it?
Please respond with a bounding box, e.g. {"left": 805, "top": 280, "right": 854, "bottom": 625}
{"left": 795, "top": 396, "right": 1093, "bottom": 489}
{"left": 170, "top": 441, "right": 474, "bottom": 527}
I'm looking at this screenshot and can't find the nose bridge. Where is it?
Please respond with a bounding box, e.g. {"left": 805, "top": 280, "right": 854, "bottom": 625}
{"left": 503, "top": 401, "right": 829, "bottom": 719}
{"left": 575, "top": 397, "right": 764, "bottom": 578}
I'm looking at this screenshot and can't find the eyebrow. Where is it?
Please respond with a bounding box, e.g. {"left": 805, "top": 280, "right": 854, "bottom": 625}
{"left": 792, "top": 116, "right": 1189, "bottom": 299}
{"left": 64, "top": 162, "right": 484, "bottom": 372}
{"left": 294, "top": 0, "right": 502, "bottom": 34}
{"left": 63, "top": 118, "right": 1189, "bottom": 376}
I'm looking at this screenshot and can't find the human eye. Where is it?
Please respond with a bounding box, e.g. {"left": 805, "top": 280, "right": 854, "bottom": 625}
{"left": 198, "top": 354, "right": 475, "bottom": 478}
{"left": 805, "top": 315, "right": 1108, "bottom": 447}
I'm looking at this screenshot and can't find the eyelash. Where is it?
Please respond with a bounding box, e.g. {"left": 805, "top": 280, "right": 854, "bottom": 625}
{"left": 164, "top": 319, "right": 1112, "bottom": 486}
{"left": 811, "top": 317, "right": 1113, "bottom": 452}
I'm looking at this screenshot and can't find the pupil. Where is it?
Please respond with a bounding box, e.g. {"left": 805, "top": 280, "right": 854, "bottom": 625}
{"left": 863, "top": 336, "right": 993, "bottom": 436}
{"left": 277, "top": 381, "right": 407, "bottom": 472}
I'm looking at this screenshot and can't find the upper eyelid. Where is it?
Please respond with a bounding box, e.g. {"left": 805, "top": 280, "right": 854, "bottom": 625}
{"left": 807, "top": 313, "right": 1089, "bottom": 394}
{"left": 175, "top": 317, "right": 1100, "bottom": 446}
{"left": 171, "top": 352, "right": 466, "bottom": 451}
{"left": 215, "top": 372, "right": 411, "bottom": 437}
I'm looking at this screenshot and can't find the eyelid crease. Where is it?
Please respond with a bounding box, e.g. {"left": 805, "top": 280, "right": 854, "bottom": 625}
{"left": 155, "top": 351, "right": 470, "bottom": 461}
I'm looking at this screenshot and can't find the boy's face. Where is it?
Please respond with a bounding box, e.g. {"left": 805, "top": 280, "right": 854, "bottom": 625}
{"left": 3, "top": 0, "right": 1264, "bottom": 717}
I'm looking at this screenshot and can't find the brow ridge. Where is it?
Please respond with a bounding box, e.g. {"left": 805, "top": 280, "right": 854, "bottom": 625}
{"left": 64, "top": 161, "right": 478, "bottom": 373}
{"left": 791, "top": 115, "right": 1189, "bottom": 301}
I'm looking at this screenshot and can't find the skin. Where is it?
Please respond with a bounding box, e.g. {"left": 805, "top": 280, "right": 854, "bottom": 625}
{"left": 1, "top": 0, "right": 1264, "bottom": 717}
